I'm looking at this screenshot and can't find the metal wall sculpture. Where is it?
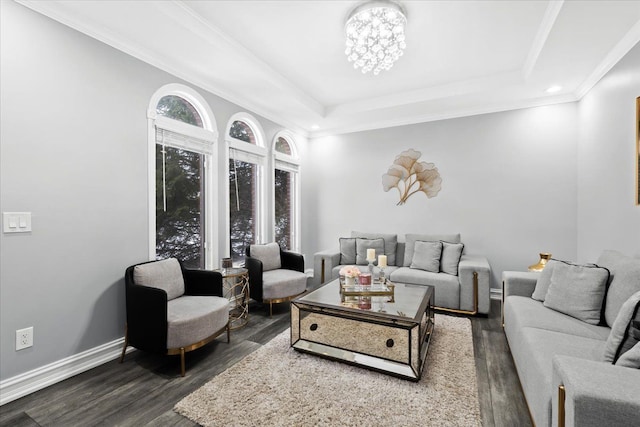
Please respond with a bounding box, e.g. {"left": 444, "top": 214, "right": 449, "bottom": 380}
{"left": 382, "top": 149, "right": 442, "bottom": 205}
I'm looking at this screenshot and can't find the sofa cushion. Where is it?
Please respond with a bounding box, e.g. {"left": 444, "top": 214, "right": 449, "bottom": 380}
{"left": 390, "top": 267, "right": 459, "bottom": 309}
{"left": 410, "top": 240, "right": 442, "bottom": 272}
{"left": 531, "top": 259, "right": 559, "bottom": 302}
{"left": 262, "top": 269, "right": 307, "bottom": 300}
{"left": 403, "top": 233, "right": 461, "bottom": 267}
{"left": 543, "top": 262, "right": 609, "bottom": 325}
{"left": 597, "top": 250, "right": 640, "bottom": 327}
{"left": 339, "top": 237, "right": 356, "bottom": 265}
{"left": 355, "top": 238, "right": 385, "bottom": 265}
{"left": 603, "top": 291, "right": 640, "bottom": 363}
{"left": 616, "top": 342, "right": 640, "bottom": 368}
{"left": 250, "top": 242, "right": 281, "bottom": 271}
{"left": 351, "top": 231, "right": 398, "bottom": 266}
{"left": 504, "top": 296, "right": 611, "bottom": 341}
{"left": 441, "top": 241, "right": 464, "bottom": 275}
{"left": 133, "top": 258, "right": 184, "bottom": 301}
{"left": 166, "top": 295, "right": 228, "bottom": 349}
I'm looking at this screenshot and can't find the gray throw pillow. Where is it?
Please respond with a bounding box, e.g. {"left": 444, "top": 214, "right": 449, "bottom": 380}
{"left": 410, "top": 241, "right": 443, "bottom": 273}
{"left": 351, "top": 231, "right": 398, "bottom": 266}
{"left": 339, "top": 238, "right": 356, "bottom": 265}
{"left": 543, "top": 262, "right": 609, "bottom": 325}
{"left": 596, "top": 250, "right": 640, "bottom": 327}
{"left": 603, "top": 291, "right": 640, "bottom": 363}
{"left": 133, "top": 258, "right": 184, "bottom": 301}
{"left": 403, "top": 233, "right": 460, "bottom": 267}
{"left": 440, "top": 241, "right": 464, "bottom": 275}
{"left": 531, "top": 259, "right": 559, "bottom": 302}
{"left": 355, "top": 238, "right": 385, "bottom": 265}
{"left": 615, "top": 342, "right": 640, "bottom": 369}
{"left": 250, "top": 242, "right": 281, "bottom": 271}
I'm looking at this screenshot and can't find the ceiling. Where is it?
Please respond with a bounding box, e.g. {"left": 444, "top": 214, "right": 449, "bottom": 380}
{"left": 17, "top": 0, "right": 640, "bottom": 137}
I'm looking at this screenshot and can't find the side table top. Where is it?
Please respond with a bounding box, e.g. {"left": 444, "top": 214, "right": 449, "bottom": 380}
{"left": 214, "top": 267, "right": 248, "bottom": 278}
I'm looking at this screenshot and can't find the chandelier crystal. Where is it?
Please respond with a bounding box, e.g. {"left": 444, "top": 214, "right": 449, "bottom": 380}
{"left": 345, "top": 1, "right": 407, "bottom": 75}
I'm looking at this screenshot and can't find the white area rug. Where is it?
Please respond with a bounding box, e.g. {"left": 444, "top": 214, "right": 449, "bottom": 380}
{"left": 174, "top": 314, "right": 480, "bottom": 427}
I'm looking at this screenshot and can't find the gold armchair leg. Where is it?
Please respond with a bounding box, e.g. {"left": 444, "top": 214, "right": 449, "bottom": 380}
{"left": 119, "top": 324, "right": 128, "bottom": 363}
{"left": 226, "top": 323, "right": 230, "bottom": 343}
{"left": 180, "top": 348, "right": 186, "bottom": 377}
{"left": 269, "top": 301, "right": 273, "bottom": 317}
{"left": 558, "top": 385, "right": 566, "bottom": 427}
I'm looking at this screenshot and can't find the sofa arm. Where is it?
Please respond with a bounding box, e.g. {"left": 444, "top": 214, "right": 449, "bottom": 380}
{"left": 313, "top": 249, "right": 341, "bottom": 285}
{"left": 458, "top": 255, "right": 491, "bottom": 314}
{"left": 502, "top": 271, "right": 539, "bottom": 299}
{"left": 552, "top": 355, "right": 640, "bottom": 427}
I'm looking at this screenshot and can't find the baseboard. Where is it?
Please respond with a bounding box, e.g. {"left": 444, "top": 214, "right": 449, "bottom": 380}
{"left": 490, "top": 288, "right": 503, "bottom": 300}
{"left": 0, "top": 337, "right": 132, "bottom": 406}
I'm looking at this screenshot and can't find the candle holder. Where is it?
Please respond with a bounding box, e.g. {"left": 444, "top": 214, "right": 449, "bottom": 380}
{"left": 367, "top": 259, "right": 375, "bottom": 277}
{"left": 378, "top": 267, "right": 387, "bottom": 284}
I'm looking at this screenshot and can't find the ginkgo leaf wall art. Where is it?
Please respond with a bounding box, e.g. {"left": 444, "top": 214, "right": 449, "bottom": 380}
{"left": 382, "top": 149, "right": 442, "bottom": 205}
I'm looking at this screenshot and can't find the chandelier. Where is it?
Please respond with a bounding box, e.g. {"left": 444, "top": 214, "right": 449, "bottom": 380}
{"left": 345, "top": 1, "right": 407, "bottom": 75}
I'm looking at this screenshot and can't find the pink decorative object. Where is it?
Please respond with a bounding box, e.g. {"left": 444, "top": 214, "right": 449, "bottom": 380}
{"left": 359, "top": 273, "right": 372, "bottom": 286}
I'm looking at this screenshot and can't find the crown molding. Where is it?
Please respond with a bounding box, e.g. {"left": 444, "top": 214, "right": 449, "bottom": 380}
{"left": 522, "top": 0, "right": 564, "bottom": 80}
{"left": 574, "top": 18, "right": 640, "bottom": 100}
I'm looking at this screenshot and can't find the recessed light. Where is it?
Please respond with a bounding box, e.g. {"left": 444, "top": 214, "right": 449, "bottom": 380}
{"left": 311, "top": 125, "right": 320, "bottom": 130}
{"left": 546, "top": 85, "right": 562, "bottom": 93}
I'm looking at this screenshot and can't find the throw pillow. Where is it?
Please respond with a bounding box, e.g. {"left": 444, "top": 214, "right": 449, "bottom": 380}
{"left": 615, "top": 342, "right": 640, "bottom": 369}
{"left": 596, "top": 250, "right": 640, "bottom": 327}
{"left": 531, "top": 259, "right": 559, "bottom": 302}
{"left": 339, "top": 238, "right": 356, "bottom": 265}
{"left": 410, "top": 241, "right": 443, "bottom": 273}
{"left": 403, "top": 233, "right": 461, "bottom": 267}
{"left": 603, "top": 291, "right": 640, "bottom": 363}
{"left": 355, "top": 238, "right": 385, "bottom": 265}
{"left": 351, "top": 231, "right": 398, "bottom": 266}
{"left": 133, "top": 258, "right": 184, "bottom": 301}
{"left": 543, "top": 262, "right": 610, "bottom": 325}
{"left": 250, "top": 242, "right": 281, "bottom": 271}
{"left": 440, "top": 241, "right": 464, "bottom": 275}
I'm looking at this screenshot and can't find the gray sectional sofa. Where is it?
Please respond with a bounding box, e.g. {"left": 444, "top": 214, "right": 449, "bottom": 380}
{"left": 314, "top": 231, "right": 491, "bottom": 315}
{"left": 503, "top": 250, "right": 640, "bottom": 427}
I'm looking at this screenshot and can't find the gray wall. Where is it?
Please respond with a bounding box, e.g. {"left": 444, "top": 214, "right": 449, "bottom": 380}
{"left": 576, "top": 43, "right": 640, "bottom": 260}
{"left": 0, "top": 1, "right": 297, "bottom": 380}
{"left": 302, "top": 104, "right": 580, "bottom": 286}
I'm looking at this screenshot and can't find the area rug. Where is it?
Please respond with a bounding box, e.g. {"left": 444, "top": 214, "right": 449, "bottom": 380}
{"left": 174, "top": 314, "right": 480, "bottom": 427}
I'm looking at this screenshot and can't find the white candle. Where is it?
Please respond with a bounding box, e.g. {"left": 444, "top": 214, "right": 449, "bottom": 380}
{"left": 378, "top": 254, "right": 387, "bottom": 268}
{"left": 366, "top": 248, "right": 376, "bottom": 261}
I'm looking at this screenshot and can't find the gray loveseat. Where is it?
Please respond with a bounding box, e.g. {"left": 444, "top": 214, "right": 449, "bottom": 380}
{"left": 314, "top": 231, "right": 491, "bottom": 315}
{"left": 503, "top": 250, "right": 640, "bottom": 427}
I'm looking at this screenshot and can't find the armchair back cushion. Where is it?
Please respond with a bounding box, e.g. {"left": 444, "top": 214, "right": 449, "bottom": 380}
{"left": 403, "top": 233, "right": 461, "bottom": 267}
{"left": 250, "top": 242, "right": 282, "bottom": 271}
{"left": 133, "top": 258, "right": 184, "bottom": 301}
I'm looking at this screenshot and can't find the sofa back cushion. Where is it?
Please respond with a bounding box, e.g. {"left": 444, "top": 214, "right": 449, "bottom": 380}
{"left": 133, "top": 258, "right": 184, "bottom": 301}
{"left": 351, "top": 231, "right": 398, "bottom": 266}
{"left": 403, "top": 233, "right": 461, "bottom": 267}
{"left": 597, "top": 250, "right": 640, "bottom": 327}
{"left": 355, "top": 238, "right": 385, "bottom": 265}
{"left": 543, "top": 262, "right": 609, "bottom": 325}
{"left": 250, "top": 242, "right": 282, "bottom": 271}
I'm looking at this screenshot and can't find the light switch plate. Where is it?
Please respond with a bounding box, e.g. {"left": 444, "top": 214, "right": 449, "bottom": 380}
{"left": 3, "top": 212, "right": 32, "bottom": 233}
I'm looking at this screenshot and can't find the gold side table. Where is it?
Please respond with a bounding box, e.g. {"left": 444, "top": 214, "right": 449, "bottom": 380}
{"left": 216, "top": 267, "right": 250, "bottom": 330}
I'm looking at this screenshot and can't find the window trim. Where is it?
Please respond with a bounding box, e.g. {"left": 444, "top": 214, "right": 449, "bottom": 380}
{"left": 272, "top": 131, "right": 301, "bottom": 252}
{"left": 147, "top": 84, "right": 219, "bottom": 269}
{"left": 224, "top": 113, "right": 267, "bottom": 260}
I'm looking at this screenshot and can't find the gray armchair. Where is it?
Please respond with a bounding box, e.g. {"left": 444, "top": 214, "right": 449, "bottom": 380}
{"left": 120, "top": 258, "right": 230, "bottom": 376}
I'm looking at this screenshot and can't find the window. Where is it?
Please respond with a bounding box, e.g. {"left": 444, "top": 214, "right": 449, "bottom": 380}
{"left": 148, "top": 84, "right": 218, "bottom": 269}
{"left": 273, "top": 134, "right": 300, "bottom": 251}
{"left": 226, "top": 114, "right": 266, "bottom": 263}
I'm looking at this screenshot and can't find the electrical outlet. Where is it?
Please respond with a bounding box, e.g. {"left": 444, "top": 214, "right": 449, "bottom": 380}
{"left": 16, "top": 327, "right": 33, "bottom": 351}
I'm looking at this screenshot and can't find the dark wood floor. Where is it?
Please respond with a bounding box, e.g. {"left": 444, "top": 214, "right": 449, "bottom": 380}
{"left": 0, "top": 299, "right": 531, "bottom": 426}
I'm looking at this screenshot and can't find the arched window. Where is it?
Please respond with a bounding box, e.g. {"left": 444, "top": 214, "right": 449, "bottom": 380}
{"left": 148, "top": 84, "right": 218, "bottom": 269}
{"left": 272, "top": 132, "right": 300, "bottom": 251}
{"left": 226, "top": 113, "right": 267, "bottom": 263}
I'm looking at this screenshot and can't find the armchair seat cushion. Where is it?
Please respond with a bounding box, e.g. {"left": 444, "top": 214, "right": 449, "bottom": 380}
{"left": 167, "top": 296, "right": 229, "bottom": 349}
{"left": 262, "top": 269, "right": 307, "bottom": 300}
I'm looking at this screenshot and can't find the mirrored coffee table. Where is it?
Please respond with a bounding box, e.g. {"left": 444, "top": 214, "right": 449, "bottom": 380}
{"left": 291, "top": 280, "right": 434, "bottom": 381}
